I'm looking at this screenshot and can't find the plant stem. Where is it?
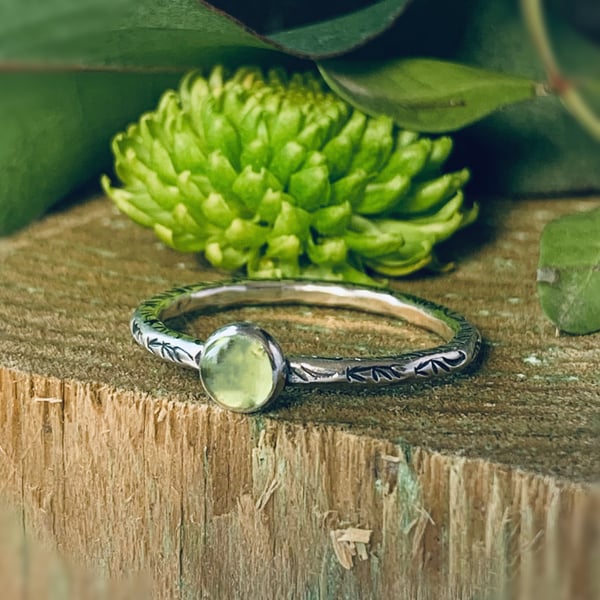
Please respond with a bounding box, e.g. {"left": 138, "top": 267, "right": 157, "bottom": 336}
{"left": 521, "top": 0, "right": 600, "bottom": 140}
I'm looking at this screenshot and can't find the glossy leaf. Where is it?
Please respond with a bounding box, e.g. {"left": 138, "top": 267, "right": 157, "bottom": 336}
{"left": 0, "top": 0, "right": 410, "bottom": 234}
{"left": 0, "top": 1, "right": 265, "bottom": 233}
{"left": 0, "top": 0, "right": 270, "bottom": 70}
{"left": 318, "top": 58, "right": 539, "bottom": 132}
{"left": 310, "top": 0, "right": 600, "bottom": 192}
{"left": 537, "top": 207, "right": 600, "bottom": 334}
{"left": 0, "top": 0, "right": 409, "bottom": 69}
{"left": 455, "top": 0, "right": 600, "bottom": 195}
{"left": 268, "top": 0, "right": 411, "bottom": 57}
{"left": 1, "top": 72, "right": 183, "bottom": 234}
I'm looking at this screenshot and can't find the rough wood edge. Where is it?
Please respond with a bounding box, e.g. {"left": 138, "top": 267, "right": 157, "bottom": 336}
{"left": 1, "top": 365, "right": 598, "bottom": 599}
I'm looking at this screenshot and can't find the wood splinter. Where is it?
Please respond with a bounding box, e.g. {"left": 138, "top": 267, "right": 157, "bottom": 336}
{"left": 330, "top": 527, "right": 372, "bottom": 570}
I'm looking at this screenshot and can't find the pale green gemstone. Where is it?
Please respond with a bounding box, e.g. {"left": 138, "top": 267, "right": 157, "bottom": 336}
{"left": 200, "top": 326, "right": 276, "bottom": 412}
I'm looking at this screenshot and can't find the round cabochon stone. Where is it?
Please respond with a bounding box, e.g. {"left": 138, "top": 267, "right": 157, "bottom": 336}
{"left": 199, "top": 323, "right": 283, "bottom": 412}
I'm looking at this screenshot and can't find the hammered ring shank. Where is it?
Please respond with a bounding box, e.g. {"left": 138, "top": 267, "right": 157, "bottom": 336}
{"left": 130, "top": 280, "right": 482, "bottom": 413}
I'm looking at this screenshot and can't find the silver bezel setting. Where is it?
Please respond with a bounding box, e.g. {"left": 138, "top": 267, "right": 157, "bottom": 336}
{"left": 129, "top": 279, "right": 482, "bottom": 412}
{"left": 198, "top": 322, "right": 287, "bottom": 414}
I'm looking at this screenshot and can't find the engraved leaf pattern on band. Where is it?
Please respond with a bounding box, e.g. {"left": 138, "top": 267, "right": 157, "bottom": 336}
{"left": 130, "top": 319, "right": 144, "bottom": 345}
{"left": 147, "top": 337, "right": 195, "bottom": 363}
{"left": 344, "top": 348, "right": 469, "bottom": 383}
{"left": 345, "top": 363, "right": 409, "bottom": 383}
{"left": 289, "top": 363, "right": 337, "bottom": 382}
{"left": 413, "top": 350, "right": 467, "bottom": 377}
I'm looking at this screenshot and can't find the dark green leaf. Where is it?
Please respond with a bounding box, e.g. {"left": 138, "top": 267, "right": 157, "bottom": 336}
{"left": 0, "top": 0, "right": 270, "bottom": 233}
{"left": 0, "top": 72, "right": 181, "bottom": 234}
{"left": 268, "top": 0, "right": 411, "bottom": 57}
{"left": 537, "top": 207, "right": 600, "bottom": 334}
{"left": 0, "top": 0, "right": 272, "bottom": 70}
{"left": 0, "top": 0, "right": 412, "bottom": 234}
{"left": 437, "top": 0, "right": 600, "bottom": 195}
{"left": 318, "top": 58, "right": 539, "bottom": 133}
{"left": 0, "top": 0, "right": 409, "bottom": 70}
{"left": 347, "top": 0, "right": 600, "bottom": 195}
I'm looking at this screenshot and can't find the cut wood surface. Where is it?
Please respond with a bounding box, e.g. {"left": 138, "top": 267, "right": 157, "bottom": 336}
{"left": 0, "top": 195, "right": 599, "bottom": 599}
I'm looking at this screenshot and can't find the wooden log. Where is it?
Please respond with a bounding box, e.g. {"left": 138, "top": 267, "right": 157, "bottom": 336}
{"left": 0, "top": 196, "right": 599, "bottom": 599}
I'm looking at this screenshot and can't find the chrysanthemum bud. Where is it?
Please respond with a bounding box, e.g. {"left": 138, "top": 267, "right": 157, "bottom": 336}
{"left": 102, "top": 65, "right": 477, "bottom": 283}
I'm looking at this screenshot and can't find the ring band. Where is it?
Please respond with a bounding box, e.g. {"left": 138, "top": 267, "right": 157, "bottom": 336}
{"left": 131, "top": 280, "right": 482, "bottom": 413}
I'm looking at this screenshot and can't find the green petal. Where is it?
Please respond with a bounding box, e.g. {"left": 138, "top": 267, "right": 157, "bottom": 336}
{"left": 267, "top": 101, "right": 304, "bottom": 149}
{"left": 240, "top": 138, "right": 271, "bottom": 171}
{"left": 205, "top": 242, "right": 249, "bottom": 270}
{"left": 171, "top": 130, "right": 208, "bottom": 173}
{"left": 393, "top": 169, "right": 470, "bottom": 216}
{"left": 354, "top": 175, "right": 411, "bottom": 215}
{"left": 232, "top": 165, "right": 282, "bottom": 212}
{"left": 288, "top": 165, "right": 331, "bottom": 210}
{"left": 266, "top": 234, "right": 302, "bottom": 260}
{"left": 322, "top": 134, "right": 354, "bottom": 180}
{"left": 271, "top": 201, "right": 310, "bottom": 238}
{"left": 349, "top": 115, "right": 394, "bottom": 173}
{"left": 365, "top": 237, "right": 434, "bottom": 276}
{"left": 202, "top": 192, "right": 237, "bottom": 228}
{"left": 421, "top": 137, "right": 453, "bottom": 176}
{"left": 338, "top": 111, "right": 367, "bottom": 147}
{"left": 205, "top": 150, "right": 238, "bottom": 195}
{"left": 306, "top": 236, "right": 347, "bottom": 265}
{"left": 256, "top": 189, "right": 284, "bottom": 224}
{"left": 312, "top": 201, "right": 352, "bottom": 235}
{"left": 375, "top": 139, "right": 431, "bottom": 182}
{"left": 268, "top": 141, "right": 306, "bottom": 186}
{"left": 344, "top": 229, "right": 404, "bottom": 258}
{"left": 331, "top": 170, "right": 369, "bottom": 207}
{"left": 224, "top": 218, "right": 269, "bottom": 249}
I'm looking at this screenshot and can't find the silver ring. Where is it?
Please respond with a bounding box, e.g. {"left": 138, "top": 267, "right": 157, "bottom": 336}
{"left": 131, "top": 280, "right": 482, "bottom": 413}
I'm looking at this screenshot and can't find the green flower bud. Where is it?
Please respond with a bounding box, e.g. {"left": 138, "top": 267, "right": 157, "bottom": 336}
{"left": 312, "top": 202, "right": 352, "bottom": 236}
{"left": 198, "top": 192, "right": 233, "bottom": 228}
{"left": 393, "top": 169, "right": 471, "bottom": 217}
{"left": 422, "top": 136, "right": 453, "bottom": 175}
{"left": 289, "top": 165, "right": 331, "bottom": 210}
{"left": 232, "top": 165, "right": 282, "bottom": 212}
{"left": 271, "top": 201, "right": 310, "bottom": 239}
{"left": 266, "top": 235, "right": 302, "bottom": 261}
{"left": 354, "top": 175, "right": 411, "bottom": 215}
{"left": 269, "top": 141, "right": 306, "bottom": 186}
{"left": 224, "top": 218, "right": 268, "bottom": 249}
{"left": 307, "top": 236, "right": 347, "bottom": 265}
{"left": 103, "top": 66, "right": 476, "bottom": 284}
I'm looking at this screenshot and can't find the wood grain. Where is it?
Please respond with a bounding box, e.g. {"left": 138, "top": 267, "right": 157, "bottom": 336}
{"left": 0, "top": 195, "right": 599, "bottom": 598}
